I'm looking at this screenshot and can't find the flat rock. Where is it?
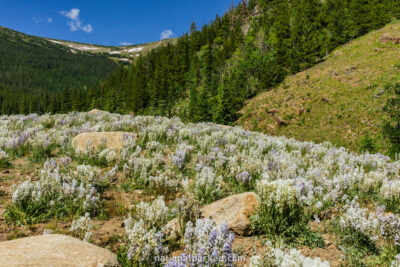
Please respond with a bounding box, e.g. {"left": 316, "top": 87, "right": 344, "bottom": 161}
{"left": 0, "top": 234, "right": 119, "bottom": 267}
{"left": 201, "top": 192, "right": 259, "bottom": 235}
{"left": 72, "top": 132, "right": 132, "bottom": 154}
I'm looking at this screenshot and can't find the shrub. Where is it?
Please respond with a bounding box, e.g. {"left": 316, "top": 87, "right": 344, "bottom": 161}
{"left": 70, "top": 212, "right": 95, "bottom": 242}
{"left": 193, "top": 167, "right": 223, "bottom": 204}
{"left": 251, "top": 179, "right": 323, "bottom": 247}
{"left": 122, "top": 197, "right": 170, "bottom": 266}
{"left": 338, "top": 199, "right": 379, "bottom": 254}
{"left": 0, "top": 149, "right": 11, "bottom": 169}
{"left": 5, "top": 159, "right": 113, "bottom": 224}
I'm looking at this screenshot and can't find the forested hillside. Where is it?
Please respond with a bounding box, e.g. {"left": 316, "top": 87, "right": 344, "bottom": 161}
{"left": 0, "top": 27, "right": 117, "bottom": 114}
{"left": 84, "top": 0, "right": 400, "bottom": 124}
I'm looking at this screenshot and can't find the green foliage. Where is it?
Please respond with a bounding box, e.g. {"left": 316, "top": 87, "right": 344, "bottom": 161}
{"left": 0, "top": 158, "right": 11, "bottom": 170}
{"left": 383, "top": 83, "right": 400, "bottom": 157}
{"left": 329, "top": 219, "right": 380, "bottom": 266}
{"left": 251, "top": 198, "right": 323, "bottom": 247}
{"left": 360, "top": 135, "right": 377, "bottom": 153}
{"left": 4, "top": 197, "right": 85, "bottom": 225}
{"left": 29, "top": 145, "right": 56, "bottom": 163}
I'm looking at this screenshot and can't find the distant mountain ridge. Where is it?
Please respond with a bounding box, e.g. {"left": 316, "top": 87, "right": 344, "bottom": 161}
{"left": 0, "top": 26, "right": 117, "bottom": 114}
{"left": 45, "top": 36, "right": 176, "bottom": 64}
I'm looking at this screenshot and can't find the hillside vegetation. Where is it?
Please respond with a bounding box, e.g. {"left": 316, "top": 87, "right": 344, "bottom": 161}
{"left": 239, "top": 21, "right": 400, "bottom": 152}
{"left": 83, "top": 0, "right": 400, "bottom": 124}
{"left": 0, "top": 26, "right": 117, "bottom": 114}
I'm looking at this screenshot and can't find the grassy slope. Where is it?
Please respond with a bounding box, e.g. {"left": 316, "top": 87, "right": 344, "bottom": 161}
{"left": 238, "top": 21, "right": 400, "bottom": 152}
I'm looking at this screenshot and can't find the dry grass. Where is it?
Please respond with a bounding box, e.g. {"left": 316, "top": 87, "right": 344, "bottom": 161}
{"left": 238, "top": 21, "right": 400, "bottom": 152}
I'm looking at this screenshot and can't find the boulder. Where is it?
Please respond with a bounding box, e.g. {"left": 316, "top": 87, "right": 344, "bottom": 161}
{"left": 200, "top": 192, "right": 259, "bottom": 235}
{"left": 72, "top": 132, "right": 132, "bottom": 154}
{"left": 0, "top": 234, "right": 119, "bottom": 267}
{"left": 89, "top": 109, "right": 108, "bottom": 115}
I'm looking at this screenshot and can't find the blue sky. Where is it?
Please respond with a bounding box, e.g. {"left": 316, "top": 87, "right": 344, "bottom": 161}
{"left": 0, "top": 0, "right": 241, "bottom": 46}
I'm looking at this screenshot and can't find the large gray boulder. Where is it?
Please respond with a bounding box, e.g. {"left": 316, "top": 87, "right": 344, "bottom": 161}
{"left": 0, "top": 234, "right": 119, "bottom": 267}
{"left": 201, "top": 192, "right": 259, "bottom": 235}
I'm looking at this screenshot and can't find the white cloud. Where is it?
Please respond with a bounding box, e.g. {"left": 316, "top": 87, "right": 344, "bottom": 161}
{"left": 33, "top": 17, "right": 52, "bottom": 24}
{"left": 160, "top": 29, "right": 174, "bottom": 40}
{"left": 120, "top": 42, "right": 133, "bottom": 46}
{"left": 60, "top": 8, "right": 93, "bottom": 33}
{"left": 61, "top": 8, "right": 80, "bottom": 20}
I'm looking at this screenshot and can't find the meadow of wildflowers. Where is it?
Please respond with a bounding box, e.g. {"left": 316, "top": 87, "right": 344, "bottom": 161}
{"left": 1, "top": 111, "right": 400, "bottom": 265}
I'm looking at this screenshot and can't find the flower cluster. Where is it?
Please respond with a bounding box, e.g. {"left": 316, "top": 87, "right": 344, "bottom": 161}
{"left": 133, "top": 196, "right": 170, "bottom": 229}
{"left": 378, "top": 206, "right": 400, "bottom": 254}
{"left": 256, "top": 179, "right": 313, "bottom": 209}
{"left": 9, "top": 158, "right": 114, "bottom": 221}
{"left": 165, "top": 219, "right": 235, "bottom": 267}
{"left": 70, "top": 212, "right": 94, "bottom": 242}
{"left": 124, "top": 197, "right": 170, "bottom": 265}
{"left": 194, "top": 167, "right": 223, "bottom": 203}
{"left": 250, "top": 247, "right": 330, "bottom": 267}
{"left": 124, "top": 218, "right": 168, "bottom": 264}
{"left": 339, "top": 199, "right": 379, "bottom": 240}
{"left": 380, "top": 179, "right": 400, "bottom": 211}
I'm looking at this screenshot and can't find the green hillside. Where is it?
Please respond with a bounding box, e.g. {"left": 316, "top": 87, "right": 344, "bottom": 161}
{"left": 0, "top": 26, "right": 118, "bottom": 114}
{"left": 239, "top": 21, "right": 400, "bottom": 152}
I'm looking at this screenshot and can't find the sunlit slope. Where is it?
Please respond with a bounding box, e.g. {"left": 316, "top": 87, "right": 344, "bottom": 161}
{"left": 238, "top": 21, "right": 400, "bottom": 152}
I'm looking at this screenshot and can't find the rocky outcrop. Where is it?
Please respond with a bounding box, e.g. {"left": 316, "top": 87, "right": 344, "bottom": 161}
{"left": 72, "top": 132, "right": 132, "bottom": 154}
{"left": 380, "top": 35, "right": 400, "bottom": 44}
{"left": 200, "top": 192, "right": 259, "bottom": 235}
{"left": 0, "top": 234, "right": 119, "bottom": 267}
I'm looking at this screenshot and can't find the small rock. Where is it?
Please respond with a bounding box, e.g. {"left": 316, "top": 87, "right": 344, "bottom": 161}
{"left": 201, "top": 192, "right": 259, "bottom": 235}
{"left": 165, "top": 218, "right": 182, "bottom": 241}
{"left": 266, "top": 124, "right": 276, "bottom": 130}
{"left": 88, "top": 109, "right": 108, "bottom": 115}
{"left": 272, "top": 115, "right": 288, "bottom": 127}
{"left": 0, "top": 234, "right": 119, "bottom": 267}
{"left": 297, "top": 108, "right": 306, "bottom": 116}
{"left": 267, "top": 108, "right": 279, "bottom": 114}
